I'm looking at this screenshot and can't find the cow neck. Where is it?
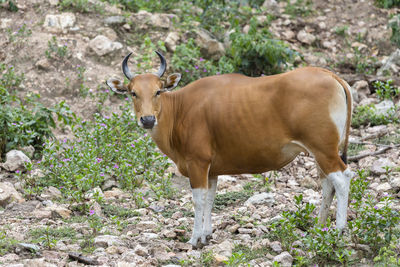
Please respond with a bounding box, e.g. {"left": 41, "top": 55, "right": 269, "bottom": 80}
{"left": 150, "top": 91, "right": 180, "bottom": 161}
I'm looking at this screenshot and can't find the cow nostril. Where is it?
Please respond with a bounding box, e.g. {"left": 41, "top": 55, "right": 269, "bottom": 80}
{"left": 140, "top": 116, "right": 156, "bottom": 128}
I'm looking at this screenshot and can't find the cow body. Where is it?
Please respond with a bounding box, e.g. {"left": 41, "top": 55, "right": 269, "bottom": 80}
{"left": 153, "top": 68, "right": 349, "bottom": 178}
{"left": 107, "top": 52, "right": 354, "bottom": 248}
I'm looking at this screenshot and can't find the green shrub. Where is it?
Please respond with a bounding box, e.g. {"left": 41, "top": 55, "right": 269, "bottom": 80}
{"left": 374, "top": 79, "right": 400, "bottom": 100}
{"left": 0, "top": 0, "right": 18, "bottom": 11}
{"left": 227, "top": 18, "right": 297, "bottom": 76}
{"left": 0, "top": 64, "right": 74, "bottom": 158}
{"left": 45, "top": 36, "right": 69, "bottom": 60}
{"left": 102, "top": 0, "right": 180, "bottom": 12}
{"left": 24, "top": 101, "right": 172, "bottom": 209}
{"left": 171, "top": 39, "right": 234, "bottom": 85}
{"left": 352, "top": 103, "right": 399, "bottom": 127}
{"left": 348, "top": 171, "right": 400, "bottom": 253}
{"left": 389, "top": 15, "right": 400, "bottom": 47}
{"left": 284, "top": 0, "right": 313, "bottom": 18}
{"left": 375, "top": 0, "right": 400, "bottom": 8}
{"left": 59, "top": 0, "right": 102, "bottom": 13}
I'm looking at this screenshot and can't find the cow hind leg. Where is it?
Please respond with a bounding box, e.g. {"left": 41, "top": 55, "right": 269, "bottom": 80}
{"left": 327, "top": 168, "right": 354, "bottom": 229}
{"left": 313, "top": 150, "right": 353, "bottom": 230}
{"left": 318, "top": 176, "right": 335, "bottom": 224}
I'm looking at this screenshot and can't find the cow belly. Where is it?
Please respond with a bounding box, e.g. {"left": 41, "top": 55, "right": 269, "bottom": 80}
{"left": 209, "top": 141, "right": 304, "bottom": 176}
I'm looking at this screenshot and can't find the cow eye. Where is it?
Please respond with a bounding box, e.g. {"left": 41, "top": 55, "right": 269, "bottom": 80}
{"left": 155, "top": 90, "right": 161, "bottom": 96}
{"left": 131, "top": 92, "right": 136, "bottom": 97}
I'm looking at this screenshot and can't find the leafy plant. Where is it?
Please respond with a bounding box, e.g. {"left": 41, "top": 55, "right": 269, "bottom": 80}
{"left": 0, "top": 64, "right": 75, "bottom": 158}
{"left": 0, "top": 228, "right": 18, "bottom": 255}
{"left": 0, "top": 0, "right": 18, "bottom": 11}
{"left": 373, "top": 79, "right": 399, "bottom": 100}
{"left": 334, "top": 25, "right": 349, "bottom": 37}
{"left": 45, "top": 36, "right": 69, "bottom": 60}
{"left": 6, "top": 23, "right": 31, "bottom": 44}
{"left": 352, "top": 103, "right": 399, "bottom": 128}
{"left": 59, "top": 0, "right": 102, "bottom": 13}
{"left": 24, "top": 101, "right": 172, "bottom": 209}
{"left": 103, "top": 0, "right": 180, "bottom": 12}
{"left": 302, "top": 222, "right": 353, "bottom": 265}
{"left": 171, "top": 38, "right": 234, "bottom": 85}
{"left": 375, "top": 0, "right": 400, "bottom": 8}
{"left": 227, "top": 17, "right": 297, "bottom": 76}
{"left": 284, "top": 0, "right": 313, "bottom": 18}
{"left": 389, "top": 15, "right": 400, "bottom": 47}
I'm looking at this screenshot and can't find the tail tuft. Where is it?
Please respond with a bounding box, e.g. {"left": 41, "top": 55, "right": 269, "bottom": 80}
{"left": 340, "top": 152, "right": 347, "bottom": 165}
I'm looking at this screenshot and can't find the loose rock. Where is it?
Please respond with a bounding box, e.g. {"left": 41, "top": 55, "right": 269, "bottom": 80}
{"left": 273, "top": 251, "right": 293, "bottom": 266}
{"left": 245, "top": 192, "right": 275, "bottom": 206}
{"left": 0, "top": 182, "right": 24, "bottom": 207}
{"left": 89, "top": 35, "right": 123, "bottom": 56}
{"left": 0, "top": 150, "right": 31, "bottom": 172}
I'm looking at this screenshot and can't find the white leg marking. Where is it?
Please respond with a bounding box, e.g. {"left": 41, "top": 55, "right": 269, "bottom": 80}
{"left": 318, "top": 178, "right": 335, "bottom": 224}
{"left": 328, "top": 168, "right": 353, "bottom": 229}
{"left": 188, "top": 188, "right": 207, "bottom": 247}
{"left": 202, "top": 177, "right": 218, "bottom": 244}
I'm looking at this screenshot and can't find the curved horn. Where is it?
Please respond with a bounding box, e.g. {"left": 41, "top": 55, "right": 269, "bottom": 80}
{"left": 155, "top": 51, "right": 166, "bottom": 77}
{"left": 122, "top": 52, "right": 134, "bottom": 80}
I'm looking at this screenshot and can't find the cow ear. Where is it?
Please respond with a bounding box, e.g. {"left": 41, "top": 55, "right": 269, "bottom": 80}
{"left": 106, "top": 78, "right": 129, "bottom": 94}
{"left": 164, "top": 73, "right": 181, "bottom": 91}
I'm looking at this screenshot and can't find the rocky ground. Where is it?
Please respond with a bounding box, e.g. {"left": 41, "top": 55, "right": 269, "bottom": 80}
{"left": 1, "top": 0, "right": 400, "bottom": 266}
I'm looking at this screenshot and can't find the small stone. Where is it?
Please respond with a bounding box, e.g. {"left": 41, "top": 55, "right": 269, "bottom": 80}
{"left": 270, "top": 241, "right": 283, "bottom": 253}
{"left": 227, "top": 223, "right": 240, "bottom": 233}
{"left": 374, "top": 100, "right": 395, "bottom": 117}
{"left": 142, "top": 233, "right": 159, "bottom": 240}
{"left": 390, "top": 176, "right": 400, "bottom": 190}
{"left": 43, "top": 13, "right": 76, "bottom": 33}
{"left": 41, "top": 186, "right": 62, "bottom": 200}
{"left": 194, "top": 29, "right": 225, "bottom": 59}
{"left": 238, "top": 228, "right": 253, "bottom": 234}
{"left": 214, "top": 254, "right": 229, "bottom": 264}
{"left": 32, "top": 209, "right": 52, "bottom": 219}
{"left": 162, "top": 229, "right": 177, "bottom": 238}
{"left": 297, "top": 29, "right": 316, "bottom": 45}
{"left": 301, "top": 176, "right": 318, "bottom": 189}
{"left": 0, "top": 150, "right": 31, "bottom": 172}
{"left": 136, "top": 221, "right": 158, "bottom": 231}
{"left": 104, "top": 16, "right": 125, "bottom": 25}
{"left": 17, "top": 243, "right": 40, "bottom": 253}
{"left": 0, "top": 182, "right": 24, "bottom": 207}
{"left": 50, "top": 205, "right": 71, "bottom": 219}
{"left": 370, "top": 158, "right": 395, "bottom": 175}
{"left": 89, "top": 35, "right": 123, "bottom": 56}
{"left": 245, "top": 192, "right": 275, "bottom": 206}
{"left": 134, "top": 244, "right": 148, "bottom": 256}
{"left": 94, "top": 235, "right": 124, "bottom": 248}
{"left": 106, "top": 245, "right": 120, "bottom": 254}
{"left": 376, "top": 182, "right": 392, "bottom": 192}
{"left": 84, "top": 186, "right": 104, "bottom": 199}
{"left": 35, "top": 58, "right": 52, "bottom": 71}
{"left": 273, "top": 251, "right": 293, "bottom": 267}
{"left": 165, "top": 32, "right": 180, "bottom": 52}
{"left": 104, "top": 187, "right": 125, "bottom": 199}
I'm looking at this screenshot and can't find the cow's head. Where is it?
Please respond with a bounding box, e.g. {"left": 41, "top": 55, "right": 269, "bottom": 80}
{"left": 106, "top": 51, "right": 181, "bottom": 129}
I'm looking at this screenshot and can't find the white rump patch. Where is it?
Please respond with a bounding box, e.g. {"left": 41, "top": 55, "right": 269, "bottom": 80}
{"left": 329, "top": 80, "right": 351, "bottom": 144}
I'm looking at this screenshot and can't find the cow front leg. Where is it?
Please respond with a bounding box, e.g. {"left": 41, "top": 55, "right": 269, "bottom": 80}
{"left": 187, "top": 161, "right": 210, "bottom": 248}
{"left": 202, "top": 176, "right": 218, "bottom": 245}
{"left": 188, "top": 188, "right": 207, "bottom": 247}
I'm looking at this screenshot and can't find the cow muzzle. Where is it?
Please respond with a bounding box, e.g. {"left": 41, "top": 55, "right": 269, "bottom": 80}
{"left": 140, "top": 115, "right": 156, "bottom": 129}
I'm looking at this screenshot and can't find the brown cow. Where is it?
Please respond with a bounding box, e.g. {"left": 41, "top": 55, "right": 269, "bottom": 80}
{"left": 106, "top": 51, "right": 354, "bottom": 248}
